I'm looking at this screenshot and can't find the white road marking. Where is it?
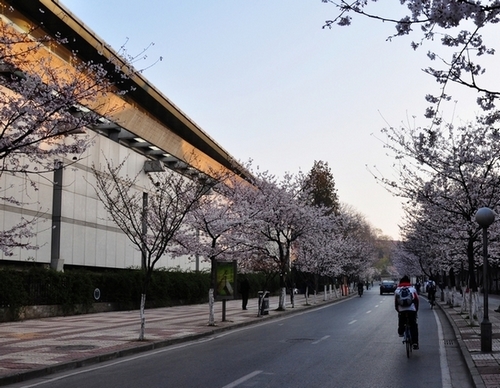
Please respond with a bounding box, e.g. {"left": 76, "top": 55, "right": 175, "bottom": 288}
{"left": 20, "top": 299, "right": 354, "bottom": 387}
{"left": 366, "top": 310, "right": 372, "bottom": 314}
{"left": 221, "top": 370, "right": 263, "bottom": 388}
{"left": 16, "top": 339, "right": 213, "bottom": 387}
{"left": 348, "top": 320, "right": 357, "bottom": 325}
{"left": 312, "top": 335, "right": 330, "bottom": 344}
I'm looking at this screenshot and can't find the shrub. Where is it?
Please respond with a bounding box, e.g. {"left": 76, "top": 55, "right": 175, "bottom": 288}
{"left": 0, "top": 269, "right": 29, "bottom": 320}
{"left": 0, "top": 266, "right": 281, "bottom": 321}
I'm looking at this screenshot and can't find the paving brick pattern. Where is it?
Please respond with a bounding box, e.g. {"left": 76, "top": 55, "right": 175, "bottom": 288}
{"left": 439, "top": 295, "right": 500, "bottom": 388}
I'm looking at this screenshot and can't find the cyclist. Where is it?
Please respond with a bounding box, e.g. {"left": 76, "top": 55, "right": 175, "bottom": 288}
{"left": 415, "top": 280, "right": 421, "bottom": 294}
{"left": 395, "top": 275, "right": 420, "bottom": 350}
{"left": 427, "top": 280, "right": 436, "bottom": 307}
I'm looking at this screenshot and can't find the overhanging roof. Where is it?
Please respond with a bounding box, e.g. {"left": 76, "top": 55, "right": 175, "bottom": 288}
{"left": 3, "top": 0, "right": 249, "bottom": 178}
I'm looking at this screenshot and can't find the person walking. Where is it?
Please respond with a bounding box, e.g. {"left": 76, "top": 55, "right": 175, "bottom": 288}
{"left": 357, "top": 281, "right": 364, "bottom": 297}
{"left": 240, "top": 276, "right": 250, "bottom": 310}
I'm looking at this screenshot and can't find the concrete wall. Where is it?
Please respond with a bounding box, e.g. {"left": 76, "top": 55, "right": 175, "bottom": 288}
{"left": 0, "top": 133, "right": 210, "bottom": 272}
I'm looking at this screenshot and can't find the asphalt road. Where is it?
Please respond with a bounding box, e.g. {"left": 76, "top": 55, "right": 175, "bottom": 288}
{"left": 7, "top": 288, "right": 472, "bottom": 388}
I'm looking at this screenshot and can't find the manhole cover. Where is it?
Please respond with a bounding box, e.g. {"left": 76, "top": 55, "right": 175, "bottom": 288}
{"left": 443, "top": 340, "right": 455, "bottom": 346}
{"left": 55, "top": 345, "right": 96, "bottom": 351}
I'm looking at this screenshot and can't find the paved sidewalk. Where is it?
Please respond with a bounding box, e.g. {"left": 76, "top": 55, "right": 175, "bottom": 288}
{"left": 2, "top": 291, "right": 500, "bottom": 387}
{"left": 437, "top": 294, "right": 500, "bottom": 388}
{"left": 0, "top": 292, "right": 340, "bottom": 386}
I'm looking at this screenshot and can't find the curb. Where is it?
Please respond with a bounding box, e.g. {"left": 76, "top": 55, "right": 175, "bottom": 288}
{"left": 436, "top": 299, "right": 486, "bottom": 388}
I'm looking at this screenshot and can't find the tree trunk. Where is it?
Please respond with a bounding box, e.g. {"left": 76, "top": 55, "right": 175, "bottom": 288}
{"left": 467, "top": 237, "right": 478, "bottom": 292}
{"left": 278, "top": 286, "right": 286, "bottom": 310}
{"left": 472, "top": 291, "right": 481, "bottom": 325}
{"left": 208, "top": 257, "right": 216, "bottom": 326}
{"left": 208, "top": 288, "right": 215, "bottom": 326}
{"left": 448, "top": 268, "right": 454, "bottom": 288}
{"left": 138, "top": 293, "right": 146, "bottom": 341}
{"left": 278, "top": 269, "right": 286, "bottom": 311}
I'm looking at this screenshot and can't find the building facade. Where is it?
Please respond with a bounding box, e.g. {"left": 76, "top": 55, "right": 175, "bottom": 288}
{"left": 0, "top": 0, "right": 247, "bottom": 272}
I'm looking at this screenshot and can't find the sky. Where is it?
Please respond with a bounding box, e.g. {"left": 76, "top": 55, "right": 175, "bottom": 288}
{"left": 59, "top": 0, "right": 491, "bottom": 240}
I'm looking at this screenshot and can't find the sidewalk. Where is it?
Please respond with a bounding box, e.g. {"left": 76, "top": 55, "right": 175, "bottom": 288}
{"left": 437, "top": 294, "right": 500, "bottom": 388}
{"left": 1, "top": 291, "right": 500, "bottom": 388}
{"left": 0, "top": 292, "right": 340, "bottom": 386}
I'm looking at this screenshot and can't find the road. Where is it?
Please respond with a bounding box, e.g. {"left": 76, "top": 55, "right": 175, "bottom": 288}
{"left": 8, "top": 288, "right": 472, "bottom": 388}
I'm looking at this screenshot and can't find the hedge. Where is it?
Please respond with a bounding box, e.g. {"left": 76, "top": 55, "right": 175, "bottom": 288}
{"left": 0, "top": 267, "right": 281, "bottom": 320}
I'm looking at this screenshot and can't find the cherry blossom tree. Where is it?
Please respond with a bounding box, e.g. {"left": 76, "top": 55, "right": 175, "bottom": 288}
{"left": 91, "top": 156, "right": 216, "bottom": 340}
{"left": 374, "top": 118, "right": 500, "bottom": 322}
{"left": 334, "top": 205, "right": 378, "bottom": 282}
{"left": 293, "top": 214, "right": 341, "bottom": 283}
{"left": 394, "top": 202, "right": 467, "bottom": 281}
{"left": 294, "top": 203, "right": 378, "bottom": 298}
{"left": 235, "top": 169, "right": 327, "bottom": 310}
{"left": 292, "top": 161, "right": 341, "bottom": 293}
{"left": 323, "top": 0, "right": 500, "bottom": 122}
{"left": 396, "top": 199, "right": 499, "bottom": 322}
{"left": 0, "top": 15, "right": 118, "bottom": 254}
{"left": 392, "top": 223, "right": 436, "bottom": 279}
{"left": 171, "top": 172, "right": 250, "bottom": 325}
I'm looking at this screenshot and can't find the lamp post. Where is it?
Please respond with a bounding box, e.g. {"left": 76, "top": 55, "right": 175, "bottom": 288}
{"left": 475, "top": 207, "right": 496, "bottom": 352}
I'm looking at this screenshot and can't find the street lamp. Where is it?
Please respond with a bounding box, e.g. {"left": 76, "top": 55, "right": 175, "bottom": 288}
{"left": 475, "top": 207, "right": 496, "bottom": 352}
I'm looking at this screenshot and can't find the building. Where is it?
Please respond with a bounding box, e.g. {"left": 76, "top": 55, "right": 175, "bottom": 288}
{"left": 0, "top": 0, "right": 248, "bottom": 272}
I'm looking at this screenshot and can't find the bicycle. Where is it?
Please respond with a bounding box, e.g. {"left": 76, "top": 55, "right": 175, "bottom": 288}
{"left": 428, "top": 292, "right": 435, "bottom": 309}
{"left": 402, "top": 315, "right": 412, "bottom": 358}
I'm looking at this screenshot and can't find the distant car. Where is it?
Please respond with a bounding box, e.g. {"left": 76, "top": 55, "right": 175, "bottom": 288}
{"left": 380, "top": 280, "right": 397, "bottom": 295}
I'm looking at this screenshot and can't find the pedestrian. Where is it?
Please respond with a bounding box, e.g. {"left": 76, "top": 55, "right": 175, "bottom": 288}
{"left": 357, "top": 281, "right": 364, "bottom": 297}
{"left": 240, "top": 276, "right": 250, "bottom": 310}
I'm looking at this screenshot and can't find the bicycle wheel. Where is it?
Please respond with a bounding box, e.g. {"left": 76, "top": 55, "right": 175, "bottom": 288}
{"left": 405, "top": 328, "right": 411, "bottom": 358}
